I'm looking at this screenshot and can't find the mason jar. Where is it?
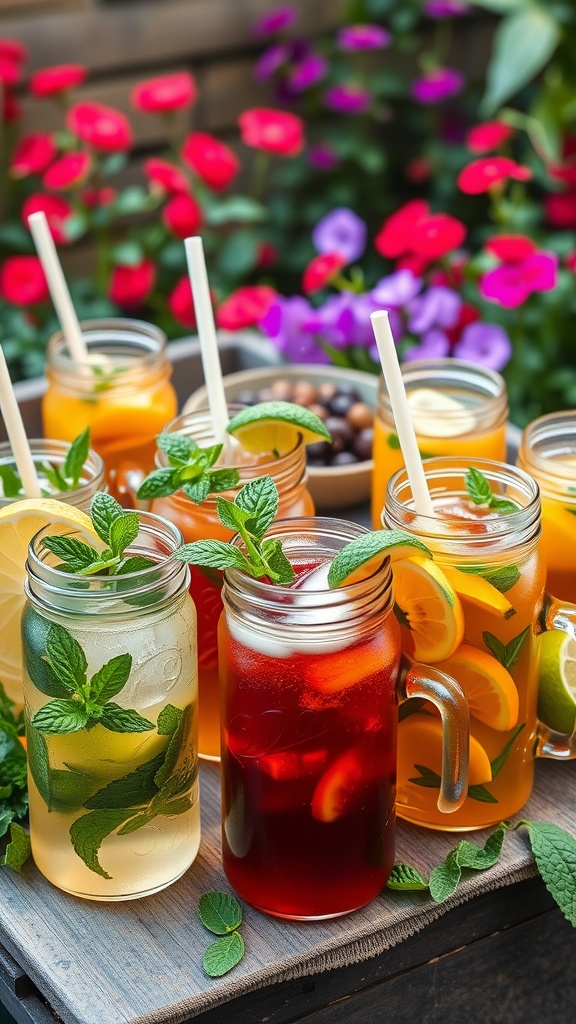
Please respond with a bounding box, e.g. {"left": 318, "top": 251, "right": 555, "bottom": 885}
{"left": 0, "top": 439, "right": 105, "bottom": 511}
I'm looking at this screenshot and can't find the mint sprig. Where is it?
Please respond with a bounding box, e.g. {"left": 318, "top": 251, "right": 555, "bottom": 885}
{"left": 198, "top": 891, "right": 245, "bottom": 976}
{"left": 464, "top": 466, "right": 518, "bottom": 514}
{"left": 176, "top": 476, "right": 296, "bottom": 585}
{"left": 29, "top": 623, "right": 154, "bottom": 736}
{"left": 42, "top": 492, "right": 156, "bottom": 576}
{"left": 136, "top": 433, "right": 240, "bottom": 502}
{"left": 0, "top": 428, "right": 92, "bottom": 499}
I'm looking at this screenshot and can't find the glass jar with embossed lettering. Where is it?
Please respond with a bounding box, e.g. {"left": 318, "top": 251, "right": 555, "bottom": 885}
{"left": 23, "top": 511, "right": 199, "bottom": 901}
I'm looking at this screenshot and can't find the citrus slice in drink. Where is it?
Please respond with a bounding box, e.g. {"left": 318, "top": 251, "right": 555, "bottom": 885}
{"left": 327, "top": 529, "right": 432, "bottom": 588}
{"left": 407, "top": 388, "right": 476, "bottom": 437}
{"left": 441, "top": 565, "right": 515, "bottom": 618}
{"left": 436, "top": 643, "right": 519, "bottom": 731}
{"left": 392, "top": 556, "right": 464, "bottom": 663}
{"left": 0, "top": 500, "right": 98, "bottom": 704}
{"left": 398, "top": 716, "right": 492, "bottom": 788}
{"left": 226, "top": 401, "right": 331, "bottom": 455}
{"left": 311, "top": 743, "right": 393, "bottom": 822}
{"left": 537, "top": 631, "right": 576, "bottom": 734}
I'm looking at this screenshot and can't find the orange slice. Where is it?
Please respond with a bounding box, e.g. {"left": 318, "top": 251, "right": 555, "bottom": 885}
{"left": 392, "top": 555, "right": 464, "bottom": 663}
{"left": 436, "top": 643, "right": 519, "bottom": 732}
{"left": 398, "top": 715, "right": 492, "bottom": 787}
{"left": 442, "top": 565, "right": 514, "bottom": 618}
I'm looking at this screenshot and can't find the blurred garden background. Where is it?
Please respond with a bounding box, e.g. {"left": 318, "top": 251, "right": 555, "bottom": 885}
{"left": 1, "top": 0, "right": 576, "bottom": 425}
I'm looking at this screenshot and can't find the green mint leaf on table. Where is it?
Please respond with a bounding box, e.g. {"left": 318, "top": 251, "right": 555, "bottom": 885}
{"left": 0, "top": 465, "right": 23, "bottom": 498}
{"left": 69, "top": 808, "right": 134, "bottom": 881}
{"left": 46, "top": 623, "right": 87, "bottom": 694}
{"left": 97, "top": 705, "right": 154, "bottom": 733}
{"left": 62, "top": 427, "right": 90, "bottom": 488}
{"left": 465, "top": 467, "right": 517, "bottom": 513}
{"left": 429, "top": 824, "right": 508, "bottom": 902}
{"left": 519, "top": 820, "right": 576, "bottom": 927}
{"left": 90, "top": 492, "right": 125, "bottom": 546}
{"left": 2, "top": 823, "right": 31, "bottom": 872}
{"left": 198, "top": 891, "right": 243, "bottom": 935}
{"left": 483, "top": 626, "right": 530, "bottom": 669}
{"left": 30, "top": 700, "right": 89, "bottom": 735}
{"left": 458, "top": 563, "right": 521, "bottom": 595}
{"left": 203, "top": 932, "right": 245, "bottom": 978}
{"left": 386, "top": 864, "right": 429, "bottom": 891}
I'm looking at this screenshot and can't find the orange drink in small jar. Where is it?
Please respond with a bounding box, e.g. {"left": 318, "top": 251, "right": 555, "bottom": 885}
{"left": 383, "top": 457, "right": 576, "bottom": 830}
{"left": 518, "top": 412, "right": 576, "bottom": 604}
{"left": 148, "top": 405, "right": 317, "bottom": 761}
{"left": 42, "top": 319, "right": 177, "bottom": 501}
{"left": 371, "top": 359, "right": 508, "bottom": 528}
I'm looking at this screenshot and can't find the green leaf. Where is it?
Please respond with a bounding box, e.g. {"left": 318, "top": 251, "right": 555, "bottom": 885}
{"left": 522, "top": 820, "right": 576, "bottom": 926}
{"left": 467, "top": 784, "right": 499, "bottom": 804}
{"left": 31, "top": 700, "right": 89, "bottom": 735}
{"left": 236, "top": 476, "right": 279, "bottom": 538}
{"left": 84, "top": 750, "right": 165, "bottom": 809}
{"left": 157, "top": 704, "right": 183, "bottom": 736}
{"left": 63, "top": 427, "right": 91, "bottom": 487}
{"left": 90, "top": 654, "right": 132, "bottom": 704}
{"left": 156, "top": 433, "right": 197, "bottom": 465}
{"left": 69, "top": 808, "right": 134, "bottom": 879}
{"left": 42, "top": 536, "right": 99, "bottom": 571}
{"left": 202, "top": 932, "right": 245, "bottom": 977}
{"left": 483, "top": 627, "right": 530, "bottom": 669}
{"left": 3, "top": 823, "right": 31, "bottom": 872}
{"left": 458, "top": 563, "right": 520, "bottom": 594}
{"left": 387, "top": 433, "right": 401, "bottom": 450}
{"left": 46, "top": 623, "right": 88, "bottom": 693}
{"left": 136, "top": 468, "right": 178, "bottom": 499}
{"left": 429, "top": 823, "right": 508, "bottom": 902}
{"left": 50, "top": 766, "right": 95, "bottom": 812}
{"left": 216, "top": 497, "right": 249, "bottom": 533}
{"left": 0, "top": 465, "right": 22, "bottom": 497}
{"left": 116, "top": 555, "right": 157, "bottom": 574}
{"left": 261, "top": 537, "right": 296, "bottom": 584}
{"left": 386, "top": 863, "right": 429, "bottom": 891}
{"left": 109, "top": 512, "right": 139, "bottom": 559}
{"left": 90, "top": 492, "right": 125, "bottom": 546}
{"left": 410, "top": 764, "right": 441, "bottom": 789}
{"left": 465, "top": 466, "right": 492, "bottom": 506}
{"left": 182, "top": 476, "right": 211, "bottom": 504}
{"left": 26, "top": 725, "right": 51, "bottom": 808}
{"left": 97, "top": 704, "right": 154, "bottom": 733}
{"left": 110, "top": 241, "right": 144, "bottom": 267}
{"left": 429, "top": 852, "right": 461, "bottom": 902}
{"left": 482, "top": 6, "right": 560, "bottom": 115}
{"left": 198, "top": 891, "right": 243, "bottom": 934}
{"left": 207, "top": 468, "right": 240, "bottom": 493}
{"left": 175, "top": 540, "right": 253, "bottom": 572}
{"left": 197, "top": 444, "right": 223, "bottom": 470}
{"left": 206, "top": 195, "right": 267, "bottom": 226}
{"left": 154, "top": 704, "right": 194, "bottom": 790}
{"left": 489, "top": 496, "right": 518, "bottom": 514}
{"left": 491, "top": 723, "right": 525, "bottom": 778}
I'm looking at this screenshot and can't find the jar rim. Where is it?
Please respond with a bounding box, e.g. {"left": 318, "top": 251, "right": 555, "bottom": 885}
{"left": 377, "top": 357, "right": 508, "bottom": 430}
{"left": 46, "top": 318, "right": 167, "bottom": 383}
{"left": 519, "top": 410, "right": 576, "bottom": 490}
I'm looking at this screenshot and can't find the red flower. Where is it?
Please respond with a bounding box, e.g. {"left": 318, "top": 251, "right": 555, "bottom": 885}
{"left": 0, "top": 40, "right": 27, "bottom": 64}
{"left": 405, "top": 156, "right": 432, "bottom": 185}
{"left": 411, "top": 213, "right": 465, "bottom": 259}
{"left": 566, "top": 253, "right": 576, "bottom": 273}
{"left": 67, "top": 101, "right": 132, "bottom": 152}
{"left": 0, "top": 255, "right": 49, "bottom": 306}
{"left": 131, "top": 72, "right": 197, "bottom": 113}
{"left": 82, "top": 186, "right": 117, "bottom": 208}
{"left": 445, "top": 302, "right": 480, "bottom": 346}
{"left": 256, "top": 240, "right": 277, "bottom": 269}
{"left": 10, "top": 133, "right": 56, "bottom": 178}
{"left": 302, "top": 252, "right": 346, "bottom": 294}
{"left": 485, "top": 234, "right": 537, "bottom": 263}
{"left": 162, "top": 193, "right": 203, "bottom": 239}
{"left": 457, "top": 157, "right": 531, "bottom": 194}
{"left": 216, "top": 286, "right": 277, "bottom": 330}
{"left": 375, "top": 200, "right": 465, "bottom": 264}
{"left": 22, "top": 193, "right": 74, "bottom": 245}
{"left": 549, "top": 137, "right": 576, "bottom": 187}
{"left": 168, "top": 276, "right": 196, "bottom": 329}
{"left": 109, "top": 260, "right": 155, "bottom": 307}
{"left": 29, "top": 64, "right": 88, "bottom": 98}
{"left": 545, "top": 192, "right": 576, "bottom": 229}
{"left": 239, "top": 108, "right": 304, "bottom": 157}
{"left": 144, "top": 157, "right": 189, "bottom": 195}
{"left": 374, "top": 200, "right": 429, "bottom": 258}
{"left": 466, "top": 121, "right": 513, "bottom": 154}
{"left": 43, "top": 151, "right": 91, "bottom": 190}
{"left": 181, "top": 132, "right": 240, "bottom": 191}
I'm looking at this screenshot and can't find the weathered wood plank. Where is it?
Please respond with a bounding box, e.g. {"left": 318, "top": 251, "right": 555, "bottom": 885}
{"left": 199, "top": 57, "right": 265, "bottom": 133}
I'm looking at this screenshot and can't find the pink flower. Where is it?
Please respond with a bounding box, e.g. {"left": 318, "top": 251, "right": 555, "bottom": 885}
{"left": 253, "top": 5, "right": 297, "bottom": 37}
{"left": 302, "top": 253, "right": 346, "bottom": 294}
{"left": 168, "top": 276, "right": 196, "bottom": 329}
{"left": 216, "top": 286, "right": 277, "bottom": 330}
{"left": 2, "top": 90, "right": 21, "bottom": 124}
{"left": 545, "top": 192, "right": 576, "bottom": 228}
{"left": 22, "top": 193, "right": 74, "bottom": 245}
{"left": 109, "top": 260, "right": 155, "bottom": 307}
{"left": 411, "top": 67, "right": 464, "bottom": 105}
{"left": 29, "top": 64, "right": 87, "bottom": 98}
{"left": 324, "top": 84, "right": 371, "bottom": 114}
{"left": 337, "top": 25, "right": 391, "bottom": 50}
{"left": 10, "top": 133, "right": 56, "bottom": 178}
{"left": 131, "top": 72, "right": 197, "bottom": 113}
{"left": 162, "top": 193, "right": 203, "bottom": 239}
{"left": 82, "top": 186, "right": 117, "bottom": 208}
{"left": 0, "top": 40, "right": 26, "bottom": 87}
{"left": 485, "top": 235, "right": 536, "bottom": 262}
{"left": 466, "top": 121, "right": 514, "bottom": 154}
{"left": 181, "top": 132, "right": 240, "bottom": 190}
{"left": 566, "top": 253, "right": 576, "bottom": 273}
{"left": 239, "top": 108, "right": 304, "bottom": 157}
{"left": 43, "top": 151, "right": 91, "bottom": 190}
{"left": 480, "top": 252, "right": 558, "bottom": 308}
{"left": 0, "top": 255, "right": 49, "bottom": 306}
{"left": 67, "top": 101, "right": 133, "bottom": 152}
{"left": 144, "top": 157, "right": 189, "bottom": 195}
{"left": 458, "top": 157, "right": 531, "bottom": 194}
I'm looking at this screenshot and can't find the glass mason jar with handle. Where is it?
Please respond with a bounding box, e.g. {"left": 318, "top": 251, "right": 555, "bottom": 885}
{"left": 23, "top": 512, "right": 199, "bottom": 900}
{"left": 384, "top": 457, "right": 576, "bottom": 830}
{"left": 218, "top": 517, "right": 469, "bottom": 920}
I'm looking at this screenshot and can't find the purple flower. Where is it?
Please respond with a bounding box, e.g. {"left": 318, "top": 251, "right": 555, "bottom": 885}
{"left": 324, "top": 84, "right": 371, "bottom": 114}
{"left": 407, "top": 286, "right": 461, "bottom": 334}
{"left": 411, "top": 67, "right": 464, "bottom": 105}
{"left": 253, "top": 5, "right": 298, "bottom": 37}
{"left": 260, "top": 296, "right": 329, "bottom": 364}
{"left": 254, "top": 43, "right": 289, "bottom": 82}
{"left": 312, "top": 207, "right": 367, "bottom": 263}
{"left": 307, "top": 292, "right": 387, "bottom": 351}
{"left": 372, "top": 269, "right": 422, "bottom": 308}
{"left": 453, "top": 322, "right": 512, "bottom": 371}
{"left": 337, "top": 24, "right": 392, "bottom": 50}
{"left": 287, "top": 54, "right": 327, "bottom": 92}
{"left": 308, "top": 144, "right": 339, "bottom": 171}
{"left": 403, "top": 329, "right": 450, "bottom": 362}
{"left": 424, "top": 1, "right": 471, "bottom": 17}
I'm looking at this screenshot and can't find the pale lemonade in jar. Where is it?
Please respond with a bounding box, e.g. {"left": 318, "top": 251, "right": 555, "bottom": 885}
{"left": 372, "top": 359, "right": 508, "bottom": 528}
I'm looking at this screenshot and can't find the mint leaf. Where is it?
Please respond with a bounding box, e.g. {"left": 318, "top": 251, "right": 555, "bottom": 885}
{"left": 45, "top": 623, "right": 88, "bottom": 693}
{"left": 175, "top": 540, "right": 253, "bottom": 572}
{"left": 261, "top": 537, "right": 295, "bottom": 584}
{"left": 109, "top": 512, "right": 139, "bottom": 559}
{"left": 429, "top": 852, "right": 461, "bottom": 901}
{"left": 90, "top": 492, "right": 124, "bottom": 546}
{"left": 458, "top": 563, "right": 520, "bottom": 594}
{"left": 465, "top": 466, "right": 493, "bottom": 505}
{"left": 84, "top": 751, "right": 166, "bottom": 809}
{"left": 467, "top": 784, "right": 498, "bottom": 803}
{"left": 491, "top": 723, "right": 525, "bottom": 778}
{"left": 208, "top": 468, "right": 240, "bottom": 493}
{"left": 90, "top": 654, "right": 132, "bottom": 704}
{"left": 410, "top": 764, "right": 442, "bottom": 788}
{"left": 521, "top": 820, "right": 576, "bottom": 927}
{"left": 154, "top": 704, "right": 193, "bottom": 790}
{"left": 429, "top": 823, "right": 508, "bottom": 902}
{"left": 197, "top": 444, "right": 223, "bottom": 469}
{"left": 3, "top": 823, "right": 31, "bottom": 872}
{"left": 198, "top": 891, "right": 243, "bottom": 935}
{"left": 386, "top": 863, "right": 429, "bottom": 891}
{"left": 489, "top": 496, "right": 519, "bottom": 514}
{"left": 26, "top": 725, "right": 51, "bottom": 807}
{"left": 63, "top": 427, "right": 90, "bottom": 487}
{"left": 387, "top": 433, "right": 401, "bottom": 450}
{"left": 202, "top": 932, "right": 245, "bottom": 977}
{"left": 483, "top": 626, "right": 529, "bottom": 669}
{"left": 31, "top": 700, "right": 89, "bottom": 735}
{"left": 0, "top": 465, "right": 23, "bottom": 497}
{"left": 116, "top": 555, "right": 157, "bottom": 574}
{"left": 182, "top": 476, "right": 211, "bottom": 504}
{"left": 157, "top": 704, "right": 183, "bottom": 736}
{"left": 49, "top": 766, "right": 94, "bottom": 812}
{"left": 97, "top": 704, "right": 154, "bottom": 733}
{"left": 216, "top": 497, "right": 249, "bottom": 533}
{"left": 42, "top": 535, "right": 99, "bottom": 571}
{"left": 70, "top": 808, "right": 133, "bottom": 879}
{"left": 235, "top": 475, "right": 278, "bottom": 538}
{"left": 156, "top": 433, "right": 197, "bottom": 465}
{"left": 136, "top": 469, "right": 177, "bottom": 499}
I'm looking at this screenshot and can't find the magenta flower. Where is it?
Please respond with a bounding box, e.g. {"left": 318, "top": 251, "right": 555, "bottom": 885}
{"left": 324, "top": 84, "right": 371, "bottom": 114}
{"left": 312, "top": 207, "right": 367, "bottom": 263}
{"left": 260, "top": 296, "right": 329, "bottom": 363}
{"left": 308, "top": 144, "right": 339, "bottom": 171}
{"left": 254, "top": 44, "right": 289, "bottom": 81}
{"left": 372, "top": 269, "right": 423, "bottom": 308}
{"left": 404, "top": 329, "right": 450, "bottom": 362}
{"left": 453, "top": 322, "right": 512, "bottom": 371}
{"left": 407, "top": 286, "right": 461, "bottom": 334}
{"left": 337, "top": 24, "right": 391, "bottom": 50}
{"left": 424, "top": 1, "right": 471, "bottom": 17}
{"left": 253, "top": 5, "right": 298, "bottom": 37}
{"left": 287, "top": 54, "right": 327, "bottom": 92}
{"left": 411, "top": 67, "right": 464, "bottom": 105}
{"left": 480, "top": 252, "right": 558, "bottom": 309}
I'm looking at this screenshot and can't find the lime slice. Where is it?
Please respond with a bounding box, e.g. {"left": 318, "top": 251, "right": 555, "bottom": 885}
{"left": 226, "top": 401, "right": 331, "bottom": 455}
{"left": 538, "top": 631, "right": 576, "bottom": 734}
{"left": 327, "top": 529, "right": 432, "bottom": 588}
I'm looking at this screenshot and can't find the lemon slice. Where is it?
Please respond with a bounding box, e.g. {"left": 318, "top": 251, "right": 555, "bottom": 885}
{"left": 393, "top": 555, "right": 464, "bottom": 663}
{"left": 436, "top": 643, "right": 519, "bottom": 731}
{"left": 0, "top": 500, "right": 98, "bottom": 704}
{"left": 226, "top": 401, "right": 331, "bottom": 455}
{"left": 538, "top": 631, "right": 576, "bottom": 734}
{"left": 442, "top": 565, "right": 515, "bottom": 618}
{"left": 407, "top": 388, "right": 476, "bottom": 437}
{"left": 327, "top": 529, "right": 432, "bottom": 587}
{"left": 398, "top": 716, "right": 492, "bottom": 788}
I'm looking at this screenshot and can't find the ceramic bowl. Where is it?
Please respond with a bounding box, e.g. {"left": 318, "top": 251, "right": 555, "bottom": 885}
{"left": 182, "top": 364, "right": 378, "bottom": 510}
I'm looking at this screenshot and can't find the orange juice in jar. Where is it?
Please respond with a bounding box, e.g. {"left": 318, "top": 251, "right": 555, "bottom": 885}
{"left": 384, "top": 458, "right": 576, "bottom": 830}
{"left": 42, "top": 319, "right": 177, "bottom": 501}
{"left": 518, "top": 412, "right": 576, "bottom": 603}
{"left": 150, "top": 408, "right": 315, "bottom": 761}
{"left": 372, "top": 359, "right": 508, "bottom": 528}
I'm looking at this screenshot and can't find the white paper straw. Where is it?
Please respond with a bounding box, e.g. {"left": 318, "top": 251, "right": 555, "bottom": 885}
{"left": 0, "top": 346, "right": 41, "bottom": 498}
{"left": 28, "top": 211, "right": 88, "bottom": 364}
{"left": 370, "top": 310, "right": 434, "bottom": 517}
{"left": 184, "top": 236, "right": 229, "bottom": 444}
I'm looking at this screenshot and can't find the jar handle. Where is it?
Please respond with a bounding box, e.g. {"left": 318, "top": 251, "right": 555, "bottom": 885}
{"left": 400, "top": 661, "right": 470, "bottom": 813}
{"left": 536, "top": 595, "right": 576, "bottom": 759}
